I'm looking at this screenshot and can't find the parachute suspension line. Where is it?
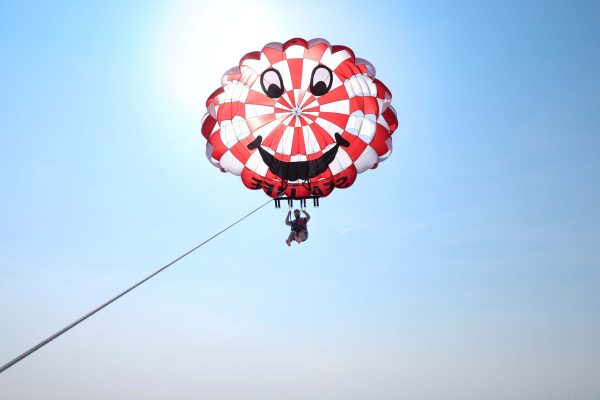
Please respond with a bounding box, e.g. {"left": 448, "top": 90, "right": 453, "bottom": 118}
{"left": 0, "top": 192, "right": 284, "bottom": 375}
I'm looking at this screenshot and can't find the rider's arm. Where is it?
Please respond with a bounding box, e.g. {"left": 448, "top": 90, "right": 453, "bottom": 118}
{"left": 285, "top": 211, "right": 292, "bottom": 226}
{"left": 303, "top": 210, "right": 311, "bottom": 222}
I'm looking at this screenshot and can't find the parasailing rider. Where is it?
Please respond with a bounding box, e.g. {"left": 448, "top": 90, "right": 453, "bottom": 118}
{"left": 285, "top": 209, "right": 310, "bottom": 246}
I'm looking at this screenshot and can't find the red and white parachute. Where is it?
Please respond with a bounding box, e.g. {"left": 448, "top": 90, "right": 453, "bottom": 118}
{"left": 201, "top": 38, "right": 397, "bottom": 199}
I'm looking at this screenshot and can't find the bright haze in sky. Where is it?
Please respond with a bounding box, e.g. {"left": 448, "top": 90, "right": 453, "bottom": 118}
{"left": 1, "top": 1, "right": 599, "bottom": 399}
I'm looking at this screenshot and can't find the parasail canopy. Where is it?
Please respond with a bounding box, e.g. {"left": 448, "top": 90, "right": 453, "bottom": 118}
{"left": 202, "top": 38, "right": 398, "bottom": 199}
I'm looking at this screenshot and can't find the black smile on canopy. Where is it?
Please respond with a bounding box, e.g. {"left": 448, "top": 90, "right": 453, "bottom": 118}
{"left": 247, "top": 133, "right": 350, "bottom": 181}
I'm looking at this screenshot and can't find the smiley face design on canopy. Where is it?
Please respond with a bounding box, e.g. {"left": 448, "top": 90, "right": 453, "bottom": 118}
{"left": 201, "top": 38, "right": 398, "bottom": 199}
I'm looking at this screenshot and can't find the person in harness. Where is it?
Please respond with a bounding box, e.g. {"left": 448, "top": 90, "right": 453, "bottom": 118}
{"left": 285, "top": 209, "right": 310, "bottom": 246}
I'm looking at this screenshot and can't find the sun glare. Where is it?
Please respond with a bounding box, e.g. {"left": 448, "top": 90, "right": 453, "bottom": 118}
{"left": 151, "top": 0, "right": 284, "bottom": 111}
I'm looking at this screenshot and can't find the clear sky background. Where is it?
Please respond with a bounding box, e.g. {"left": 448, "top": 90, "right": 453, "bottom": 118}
{"left": 1, "top": 1, "right": 599, "bottom": 399}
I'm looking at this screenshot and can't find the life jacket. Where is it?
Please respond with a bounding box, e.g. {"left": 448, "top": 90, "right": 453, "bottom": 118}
{"left": 291, "top": 217, "right": 307, "bottom": 233}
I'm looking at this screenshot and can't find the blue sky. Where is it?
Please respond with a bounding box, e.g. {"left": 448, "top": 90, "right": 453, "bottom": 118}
{"left": 1, "top": 0, "right": 599, "bottom": 399}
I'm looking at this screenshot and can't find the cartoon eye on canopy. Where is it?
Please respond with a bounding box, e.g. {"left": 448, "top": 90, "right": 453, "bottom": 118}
{"left": 201, "top": 38, "right": 398, "bottom": 199}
